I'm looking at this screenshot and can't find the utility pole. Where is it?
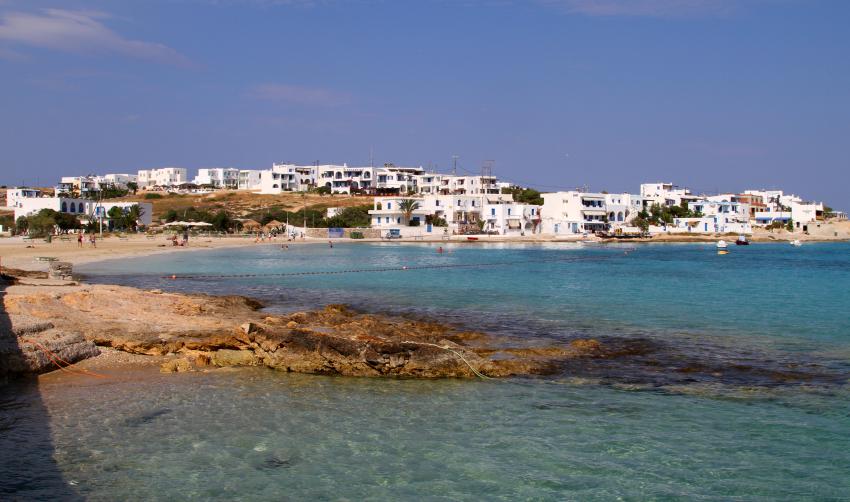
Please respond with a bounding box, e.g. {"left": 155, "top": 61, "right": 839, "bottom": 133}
{"left": 98, "top": 189, "right": 103, "bottom": 238}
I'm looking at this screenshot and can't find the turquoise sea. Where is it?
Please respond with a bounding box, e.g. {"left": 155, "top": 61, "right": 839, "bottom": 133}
{"left": 3, "top": 242, "right": 850, "bottom": 500}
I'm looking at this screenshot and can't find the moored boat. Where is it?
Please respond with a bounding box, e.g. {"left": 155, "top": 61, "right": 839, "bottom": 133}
{"left": 735, "top": 235, "right": 749, "bottom": 245}
{"left": 790, "top": 239, "right": 802, "bottom": 247}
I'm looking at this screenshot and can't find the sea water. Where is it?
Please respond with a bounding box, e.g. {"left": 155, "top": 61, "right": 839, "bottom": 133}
{"left": 3, "top": 242, "right": 849, "bottom": 500}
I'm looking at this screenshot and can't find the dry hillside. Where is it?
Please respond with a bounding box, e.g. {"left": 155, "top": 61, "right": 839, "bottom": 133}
{"left": 110, "top": 190, "right": 374, "bottom": 220}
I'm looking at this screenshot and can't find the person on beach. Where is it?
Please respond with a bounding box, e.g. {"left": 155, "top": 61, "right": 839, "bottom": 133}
{"left": 171, "top": 234, "right": 179, "bottom": 247}
{"left": 77, "top": 232, "right": 83, "bottom": 248}
{"left": 182, "top": 230, "right": 189, "bottom": 246}
{"left": 89, "top": 234, "right": 96, "bottom": 247}
{"left": 328, "top": 240, "right": 333, "bottom": 248}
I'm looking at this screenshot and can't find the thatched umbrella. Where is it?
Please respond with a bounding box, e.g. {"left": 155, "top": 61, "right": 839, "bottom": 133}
{"left": 263, "top": 219, "right": 284, "bottom": 231}
{"left": 241, "top": 219, "right": 261, "bottom": 231}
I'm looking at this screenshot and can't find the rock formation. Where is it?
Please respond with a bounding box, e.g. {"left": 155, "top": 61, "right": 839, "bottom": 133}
{"left": 2, "top": 282, "right": 602, "bottom": 378}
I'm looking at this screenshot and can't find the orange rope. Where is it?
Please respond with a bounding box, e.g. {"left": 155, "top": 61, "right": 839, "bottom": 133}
{"left": 23, "top": 338, "right": 108, "bottom": 378}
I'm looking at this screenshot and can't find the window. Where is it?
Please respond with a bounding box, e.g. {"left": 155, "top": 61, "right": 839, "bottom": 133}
{"left": 436, "top": 200, "right": 440, "bottom": 206}
{"left": 491, "top": 208, "right": 495, "bottom": 216}
{"left": 508, "top": 208, "right": 511, "bottom": 215}
{"left": 387, "top": 202, "right": 392, "bottom": 210}
{"left": 472, "top": 201, "right": 476, "bottom": 207}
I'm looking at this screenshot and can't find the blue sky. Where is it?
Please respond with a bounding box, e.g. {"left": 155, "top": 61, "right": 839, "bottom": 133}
{"left": 1, "top": 0, "right": 848, "bottom": 208}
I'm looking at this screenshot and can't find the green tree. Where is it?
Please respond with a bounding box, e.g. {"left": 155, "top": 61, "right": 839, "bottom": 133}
{"left": 786, "top": 218, "right": 794, "bottom": 232}
{"left": 632, "top": 216, "right": 650, "bottom": 233}
{"left": 398, "top": 199, "right": 420, "bottom": 226}
{"left": 123, "top": 205, "right": 143, "bottom": 231}
{"left": 26, "top": 209, "right": 58, "bottom": 237}
{"left": 211, "top": 210, "right": 234, "bottom": 232}
{"left": 107, "top": 206, "right": 126, "bottom": 231}
{"left": 501, "top": 187, "right": 544, "bottom": 205}
{"left": 16, "top": 215, "right": 28, "bottom": 234}
{"left": 127, "top": 182, "right": 138, "bottom": 195}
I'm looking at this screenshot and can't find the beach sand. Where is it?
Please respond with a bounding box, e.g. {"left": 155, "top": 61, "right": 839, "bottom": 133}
{"left": 2, "top": 220, "right": 848, "bottom": 272}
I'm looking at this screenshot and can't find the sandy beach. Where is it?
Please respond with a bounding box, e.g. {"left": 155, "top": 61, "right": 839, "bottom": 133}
{"left": 2, "top": 220, "right": 849, "bottom": 272}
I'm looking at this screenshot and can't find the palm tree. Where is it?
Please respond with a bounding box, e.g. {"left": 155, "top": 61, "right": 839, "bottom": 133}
{"left": 398, "top": 199, "right": 420, "bottom": 226}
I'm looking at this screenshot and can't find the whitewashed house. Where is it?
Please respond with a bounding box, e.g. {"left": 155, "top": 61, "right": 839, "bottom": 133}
{"left": 640, "top": 183, "right": 699, "bottom": 209}
{"left": 137, "top": 167, "right": 188, "bottom": 188}
{"left": 237, "top": 170, "right": 263, "bottom": 190}
{"left": 369, "top": 197, "right": 430, "bottom": 228}
{"left": 9, "top": 188, "right": 152, "bottom": 227}
{"left": 194, "top": 168, "right": 239, "bottom": 188}
{"left": 482, "top": 200, "right": 541, "bottom": 235}
{"left": 541, "top": 191, "right": 609, "bottom": 235}
{"left": 258, "top": 164, "right": 300, "bottom": 194}
{"left": 317, "top": 164, "right": 372, "bottom": 194}
{"left": 670, "top": 199, "right": 752, "bottom": 234}
{"left": 604, "top": 193, "right": 642, "bottom": 228}
{"left": 374, "top": 166, "right": 424, "bottom": 194}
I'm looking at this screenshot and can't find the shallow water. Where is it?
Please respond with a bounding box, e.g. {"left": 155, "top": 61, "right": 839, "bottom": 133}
{"left": 3, "top": 242, "right": 850, "bottom": 499}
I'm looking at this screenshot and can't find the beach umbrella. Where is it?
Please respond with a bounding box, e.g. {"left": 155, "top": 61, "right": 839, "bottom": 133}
{"left": 263, "top": 219, "right": 284, "bottom": 230}
{"left": 241, "top": 219, "right": 261, "bottom": 230}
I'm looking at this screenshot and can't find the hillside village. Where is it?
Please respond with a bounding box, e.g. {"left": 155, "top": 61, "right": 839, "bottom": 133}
{"left": 1, "top": 163, "right": 846, "bottom": 239}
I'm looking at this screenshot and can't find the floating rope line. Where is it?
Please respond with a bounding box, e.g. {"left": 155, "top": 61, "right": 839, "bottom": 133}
{"left": 161, "top": 254, "right": 621, "bottom": 280}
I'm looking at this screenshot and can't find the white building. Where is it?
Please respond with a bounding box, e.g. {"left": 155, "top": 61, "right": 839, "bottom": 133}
{"left": 743, "top": 189, "right": 825, "bottom": 228}
{"left": 57, "top": 176, "right": 99, "bottom": 196}
{"left": 98, "top": 173, "right": 137, "bottom": 189}
{"left": 258, "top": 164, "right": 300, "bottom": 194}
{"left": 369, "top": 196, "right": 431, "bottom": 227}
{"left": 238, "top": 170, "right": 263, "bottom": 191}
{"left": 7, "top": 188, "right": 46, "bottom": 209}
{"left": 604, "top": 193, "right": 642, "bottom": 228}
{"left": 317, "top": 164, "right": 373, "bottom": 194}
{"left": 369, "top": 193, "right": 524, "bottom": 234}
{"left": 640, "top": 183, "right": 699, "bottom": 209}
{"left": 374, "top": 166, "right": 424, "bottom": 194}
{"left": 541, "top": 191, "right": 609, "bottom": 235}
{"left": 415, "top": 174, "right": 501, "bottom": 196}
{"left": 137, "top": 167, "right": 188, "bottom": 188}
{"left": 482, "top": 200, "right": 541, "bottom": 235}
{"left": 10, "top": 188, "right": 152, "bottom": 227}
{"left": 194, "top": 168, "right": 239, "bottom": 188}
{"left": 672, "top": 199, "right": 752, "bottom": 234}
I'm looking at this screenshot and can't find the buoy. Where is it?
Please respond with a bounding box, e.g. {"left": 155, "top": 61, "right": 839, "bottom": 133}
{"left": 402, "top": 266, "right": 408, "bottom": 270}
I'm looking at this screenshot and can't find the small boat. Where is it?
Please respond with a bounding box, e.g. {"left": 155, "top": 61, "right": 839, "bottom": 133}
{"left": 735, "top": 235, "right": 749, "bottom": 245}
{"left": 790, "top": 239, "right": 802, "bottom": 247}
{"left": 716, "top": 240, "right": 728, "bottom": 249}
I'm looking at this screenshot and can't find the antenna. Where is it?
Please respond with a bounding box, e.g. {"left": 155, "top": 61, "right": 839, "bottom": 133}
{"left": 481, "top": 160, "right": 494, "bottom": 178}
{"left": 452, "top": 155, "right": 458, "bottom": 176}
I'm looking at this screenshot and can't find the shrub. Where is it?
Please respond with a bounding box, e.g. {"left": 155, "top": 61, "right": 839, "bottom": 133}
{"left": 144, "top": 193, "right": 163, "bottom": 199}
{"left": 350, "top": 231, "right": 364, "bottom": 239}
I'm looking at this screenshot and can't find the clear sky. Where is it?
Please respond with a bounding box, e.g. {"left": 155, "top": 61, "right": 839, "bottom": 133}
{"left": 1, "top": 0, "right": 848, "bottom": 209}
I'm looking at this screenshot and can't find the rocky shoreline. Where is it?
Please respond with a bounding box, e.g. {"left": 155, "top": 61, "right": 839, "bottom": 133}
{"left": 0, "top": 272, "right": 605, "bottom": 380}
